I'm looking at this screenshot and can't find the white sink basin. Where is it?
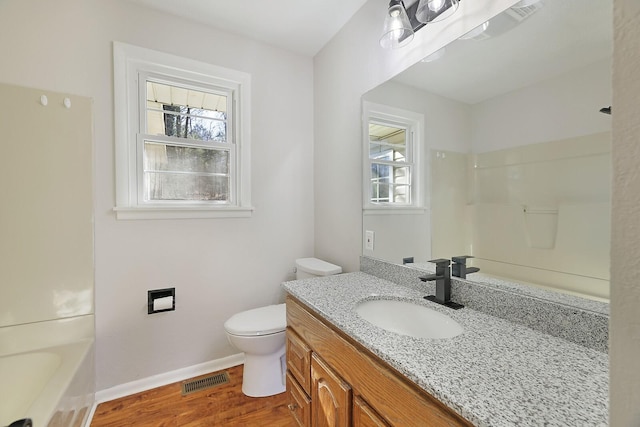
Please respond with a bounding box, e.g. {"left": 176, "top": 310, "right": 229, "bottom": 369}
{"left": 355, "top": 299, "right": 463, "bottom": 339}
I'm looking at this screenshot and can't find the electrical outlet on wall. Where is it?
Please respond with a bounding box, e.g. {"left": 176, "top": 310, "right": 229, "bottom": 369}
{"left": 365, "top": 230, "right": 375, "bottom": 251}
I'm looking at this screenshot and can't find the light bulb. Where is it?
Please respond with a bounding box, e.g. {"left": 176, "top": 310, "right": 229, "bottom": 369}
{"left": 428, "top": 0, "right": 445, "bottom": 12}
{"left": 415, "top": 0, "right": 459, "bottom": 24}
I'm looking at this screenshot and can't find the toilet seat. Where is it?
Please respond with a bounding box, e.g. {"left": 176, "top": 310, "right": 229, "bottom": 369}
{"left": 224, "top": 303, "right": 286, "bottom": 336}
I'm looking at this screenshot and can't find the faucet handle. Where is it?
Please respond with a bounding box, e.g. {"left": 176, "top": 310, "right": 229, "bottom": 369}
{"left": 451, "top": 255, "right": 473, "bottom": 265}
{"left": 428, "top": 258, "right": 451, "bottom": 267}
{"left": 419, "top": 273, "right": 442, "bottom": 282}
{"left": 451, "top": 256, "right": 480, "bottom": 278}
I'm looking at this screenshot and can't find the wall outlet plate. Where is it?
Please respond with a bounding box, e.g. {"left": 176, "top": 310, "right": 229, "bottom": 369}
{"left": 365, "top": 230, "right": 375, "bottom": 251}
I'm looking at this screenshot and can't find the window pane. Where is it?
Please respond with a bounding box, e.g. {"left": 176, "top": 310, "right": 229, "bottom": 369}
{"left": 146, "top": 81, "right": 228, "bottom": 142}
{"left": 393, "top": 165, "right": 411, "bottom": 185}
{"left": 369, "top": 123, "right": 406, "bottom": 160}
{"left": 370, "top": 183, "right": 411, "bottom": 204}
{"left": 143, "top": 142, "right": 230, "bottom": 202}
{"left": 371, "top": 163, "right": 411, "bottom": 185}
{"left": 371, "top": 182, "right": 390, "bottom": 203}
{"left": 144, "top": 173, "right": 229, "bottom": 201}
{"left": 370, "top": 162, "right": 411, "bottom": 204}
{"left": 144, "top": 142, "right": 229, "bottom": 175}
{"left": 392, "top": 184, "right": 411, "bottom": 203}
{"left": 371, "top": 163, "right": 391, "bottom": 182}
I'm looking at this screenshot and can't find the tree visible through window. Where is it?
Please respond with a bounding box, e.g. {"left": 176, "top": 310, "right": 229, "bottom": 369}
{"left": 143, "top": 80, "right": 233, "bottom": 203}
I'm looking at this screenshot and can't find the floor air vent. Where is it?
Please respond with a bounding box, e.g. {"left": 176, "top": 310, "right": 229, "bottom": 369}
{"left": 181, "top": 371, "right": 230, "bottom": 396}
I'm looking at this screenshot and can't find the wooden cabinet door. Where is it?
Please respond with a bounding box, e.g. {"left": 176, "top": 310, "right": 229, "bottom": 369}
{"left": 287, "top": 371, "right": 312, "bottom": 427}
{"left": 311, "top": 353, "right": 352, "bottom": 427}
{"left": 353, "top": 396, "right": 390, "bottom": 427}
{"left": 287, "top": 328, "right": 312, "bottom": 394}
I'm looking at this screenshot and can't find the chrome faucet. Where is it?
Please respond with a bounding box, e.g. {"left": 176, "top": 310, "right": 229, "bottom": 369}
{"left": 451, "top": 255, "right": 480, "bottom": 279}
{"left": 419, "top": 258, "right": 464, "bottom": 310}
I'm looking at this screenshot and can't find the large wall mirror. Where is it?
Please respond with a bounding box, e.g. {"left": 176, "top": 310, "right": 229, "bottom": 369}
{"left": 362, "top": 0, "right": 611, "bottom": 301}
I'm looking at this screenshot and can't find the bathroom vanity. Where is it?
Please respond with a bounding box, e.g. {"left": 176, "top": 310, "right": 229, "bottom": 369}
{"left": 286, "top": 295, "right": 470, "bottom": 426}
{"left": 283, "top": 271, "right": 608, "bottom": 426}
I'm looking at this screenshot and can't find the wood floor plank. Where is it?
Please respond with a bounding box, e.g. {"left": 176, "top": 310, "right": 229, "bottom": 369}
{"left": 91, "top": 365, "right": 296, "bottom": 427}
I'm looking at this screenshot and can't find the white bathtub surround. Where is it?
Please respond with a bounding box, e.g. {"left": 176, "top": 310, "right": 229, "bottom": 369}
{"left": 283, "top": 273, "right": 608, "bottom": 426}
{"left": 0, "top": 84, "right": 94, "bottom": 330}
{"left": 0, "top": 315, "right": 95, "bottom": 427}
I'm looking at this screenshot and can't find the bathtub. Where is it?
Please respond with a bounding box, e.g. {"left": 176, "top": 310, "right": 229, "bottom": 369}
{"left": 0, "top": 315, "right": 94, "bottom": 427}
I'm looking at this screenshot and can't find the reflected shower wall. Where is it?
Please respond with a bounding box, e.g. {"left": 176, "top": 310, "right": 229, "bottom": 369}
{"left": 431, "top": 132, "right": 611, "bottom": 300}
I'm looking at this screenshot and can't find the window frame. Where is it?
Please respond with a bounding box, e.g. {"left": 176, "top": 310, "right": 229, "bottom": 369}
{"left": 362, "top": 101, "right": 425, "bottom": 214}
{"left": 113, "top": 42, "right": 252, "bottom": 220}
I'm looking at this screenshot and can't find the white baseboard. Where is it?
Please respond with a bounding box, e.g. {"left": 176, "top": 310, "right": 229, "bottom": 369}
{"left": 93, "top": 353, "right": 244, "bottom": 404}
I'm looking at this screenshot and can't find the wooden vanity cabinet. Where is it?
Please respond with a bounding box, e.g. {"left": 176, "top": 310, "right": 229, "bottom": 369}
{"left": 285, "top": 295, "right": 472, "bottom": 427}
{"left": 287, "top": 371, "right": 311, "bottom": 426}
{"left": 286, "top": 329, "right": 312, "bottom": 427}
{"left": 353, "top": 396, "right": 390, "bottom": 427}
{"left": 311, "top": 353, "right": 352, "bottom": 426}
{"left": 287, "top": 328, "right": 312, "bottom": 392}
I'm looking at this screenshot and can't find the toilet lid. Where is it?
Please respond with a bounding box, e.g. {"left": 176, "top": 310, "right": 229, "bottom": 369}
{"left": 224, "top": 303, "right": 286, "bottom": 336}
{"left": 296, "top": 257, "right": 342, "bottom": 276}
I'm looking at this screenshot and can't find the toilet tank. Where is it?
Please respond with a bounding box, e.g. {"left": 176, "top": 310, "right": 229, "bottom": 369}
{"left": 295, "top": 258, "right": 342, "bottom": 280}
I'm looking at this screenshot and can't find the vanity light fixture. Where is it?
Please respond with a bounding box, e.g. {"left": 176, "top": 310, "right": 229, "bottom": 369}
{"left": 380, "top": 0, "right": 461, "bottom": 49}
{"left": 416, "top": 0, "right": 459, "bottom": 24}
{"left": 380, "top": 0, "right": 415, "bottom": 49}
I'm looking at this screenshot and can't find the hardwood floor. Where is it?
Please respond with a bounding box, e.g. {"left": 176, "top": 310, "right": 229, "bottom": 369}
{"left": 91, "top": 365, "right": 296, "bottom": 427}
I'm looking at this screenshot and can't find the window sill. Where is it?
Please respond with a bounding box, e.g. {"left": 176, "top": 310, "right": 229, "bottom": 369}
{"left": 363, "top": 206, "right": 427, "bottom": 215}
{"left": 113, "top": 205, "right": 254, "bottom": 220}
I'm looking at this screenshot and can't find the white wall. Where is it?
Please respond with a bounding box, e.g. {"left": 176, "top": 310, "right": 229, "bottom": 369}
{"left": 610, "top": 0, "right": 640, "bottom": 423}
{"left": 471, "top": 59, "right": 612, "bottom": 152}
{"left": 0, "top": 0, "right": 314, "bottom": 390}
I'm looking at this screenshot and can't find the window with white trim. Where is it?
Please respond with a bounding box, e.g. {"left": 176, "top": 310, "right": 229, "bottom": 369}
{"left": 363, "top": 102, "right": 423, "bottom": 210}
{"left": 113, "top": 42, "right": 252, "bottom": 219}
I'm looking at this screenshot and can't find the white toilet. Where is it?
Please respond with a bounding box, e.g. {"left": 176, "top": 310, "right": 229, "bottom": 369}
{"left": 224, "top": 257, "right": 342, "bottom": 397}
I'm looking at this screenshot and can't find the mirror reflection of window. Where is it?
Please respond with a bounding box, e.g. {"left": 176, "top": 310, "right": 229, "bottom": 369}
{"left": 363, "top": 102, "right": 423, "bottom": 209}
{"left": 369, "top": 123, "right": 410, "bottom": 204}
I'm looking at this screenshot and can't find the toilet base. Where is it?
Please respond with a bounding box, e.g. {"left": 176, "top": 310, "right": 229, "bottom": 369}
{"left": 241, "top": 344, "right": 286, "bottom": 397}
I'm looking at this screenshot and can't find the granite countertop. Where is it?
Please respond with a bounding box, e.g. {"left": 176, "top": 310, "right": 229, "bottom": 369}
{"left": 282, "top": 272, "right": 608, "bottom": 427}
{"left": 408, "top": 262, "right": 609, "bottom": 316}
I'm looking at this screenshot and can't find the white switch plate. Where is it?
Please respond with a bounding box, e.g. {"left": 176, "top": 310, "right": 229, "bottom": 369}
{"left": 365, "top": 230, "right": 375, "bottom": 251}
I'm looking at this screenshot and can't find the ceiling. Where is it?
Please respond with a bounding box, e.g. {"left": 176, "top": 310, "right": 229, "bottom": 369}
{"left": 126, "top": 0, "right": 612, "bottom": 100}
{"left": 126, "top": 0, "right": 370, "bottom": 56}
{"left": 392, "top": 0, "right": 612, "bottom": 104}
